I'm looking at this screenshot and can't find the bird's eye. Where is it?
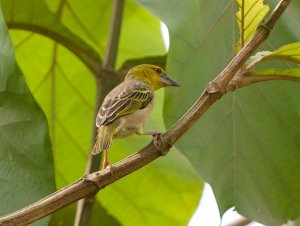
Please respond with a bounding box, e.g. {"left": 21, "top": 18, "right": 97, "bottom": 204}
{"left": 153, "top": 67, "right": 162, "bottom": 74}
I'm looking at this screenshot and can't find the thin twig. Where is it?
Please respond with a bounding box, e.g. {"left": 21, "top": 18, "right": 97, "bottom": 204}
{"left": 227, "top": 73, "right": 300, "bottom": 90}
{"left": 0, "top": 0, "right": 292, "bottom": 225}
{"left": 102, "top": 0, "right": 125, "bottom": 70}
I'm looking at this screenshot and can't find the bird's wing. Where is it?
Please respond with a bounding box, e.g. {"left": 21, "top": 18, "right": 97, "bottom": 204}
{"left": 96, "top": 84, "right": 153, "bottom": 126}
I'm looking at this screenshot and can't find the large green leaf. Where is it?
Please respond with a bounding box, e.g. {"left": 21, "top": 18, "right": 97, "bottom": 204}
{"left": 136, "top": 0, "right": 300, "bottom": 225}
{"left": 1, "top": 0, "right": 101, "bottom": 72}
{"left": 44, "top": 0, "right": 166, "bottom": 68}
{"left": 0, "top": 7, "right": 55, "bottom": 226}
{"left": 2, "top": 0, "right": 202, "bottom": 225}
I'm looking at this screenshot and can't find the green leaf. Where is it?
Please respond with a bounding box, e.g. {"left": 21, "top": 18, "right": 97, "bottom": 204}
{"left": 250, "top": 68, "right": 300, "bottom": 79}
{"left": 0, "top": 7, "right": 55, "bottom": 226}
{"left": 236, "top": 0, "right": 269, "bottom": 50}
{"left": 1, "top": 0, "right": 101, "bottom": 72}
{"left": 137, "top": 0, "right": 300, "bottom": 225}
{"left": 247, "top": 43, "right": 300, "bottom": 69}
{"left": 2, "top": 0, "right": 202, "bottom": 225}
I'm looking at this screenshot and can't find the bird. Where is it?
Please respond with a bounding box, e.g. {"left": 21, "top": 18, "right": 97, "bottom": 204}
{"left": 92, "top": 64, "right": 179, "bottom": 169}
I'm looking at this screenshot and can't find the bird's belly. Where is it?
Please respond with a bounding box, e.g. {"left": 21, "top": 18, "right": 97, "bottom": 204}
{"left": 113, "top": 105, "right": 153, "bottom": 138}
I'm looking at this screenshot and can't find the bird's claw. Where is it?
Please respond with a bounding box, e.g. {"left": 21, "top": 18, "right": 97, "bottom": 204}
{"left": 152, "top": 132, "right": 163, "bottom": 149}
{"left": 103, "top": 161, "right": 114, "bottom": 175}
{"left": 106, "top": 165, "right": 114, "bottom": 175}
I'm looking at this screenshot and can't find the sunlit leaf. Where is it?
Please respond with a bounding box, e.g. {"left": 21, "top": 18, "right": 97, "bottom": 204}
{"left": 2, "top": 0, "right": 202, "bottom": 225}
{"left": 236, "top": 0, "right": 269, "bottom": 50}
{"left": 1, "top": 0, "right": 101, "bottom": 71}
{"left": 0, "top": 8, "right": 55, "bottom": 226}
{"left": 247, "top": 43, "right": 300, "bottom": 69}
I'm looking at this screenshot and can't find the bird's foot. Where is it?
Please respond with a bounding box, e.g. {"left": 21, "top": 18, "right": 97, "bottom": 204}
{"left": 150, "top": 131, "right": 163, "bottom": 149}
{"left": 152, "top": 132, "right": 169, "bottom": 156}
{"left": 103, "top": 160, "right": 114, "bottom": 175}
{"left": 141, "top": 131, "right": 165, "bottom": 153}
{"left": 142, "top": 131, "right": 163, "bottom": 148}
{"left": 103, "top": 159, "right": 109, "bottom": 169}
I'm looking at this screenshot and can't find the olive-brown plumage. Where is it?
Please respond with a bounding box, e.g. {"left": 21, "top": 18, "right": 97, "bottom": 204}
{"left": 93, "top": 64, "right": 179, "bottom": 169}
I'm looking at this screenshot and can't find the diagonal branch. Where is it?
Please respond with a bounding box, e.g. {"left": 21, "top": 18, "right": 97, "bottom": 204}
{"left": 0, "top": 0, "right": 292, "bottom": 225}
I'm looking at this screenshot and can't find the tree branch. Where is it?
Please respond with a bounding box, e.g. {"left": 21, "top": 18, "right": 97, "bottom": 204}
{"left": 74, "top": 0, "right": 125, "bottom": 225}
{"left": 102, "top": 0, "right": 125, "bottom": 70}
{"left": 227, "top": 72, "right": 300, "bottom": 90}
{"left": 0, "top": 0, "right": 292, "bottom": 225}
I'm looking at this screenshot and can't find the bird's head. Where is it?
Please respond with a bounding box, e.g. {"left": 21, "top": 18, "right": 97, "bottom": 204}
{"left": 125, "top": 64, "right": 180, "bottom": 90}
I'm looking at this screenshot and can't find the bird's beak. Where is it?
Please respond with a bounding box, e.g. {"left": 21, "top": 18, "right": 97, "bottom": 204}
{"left": 160, "top": 74, "right": 180, "bottom": 87}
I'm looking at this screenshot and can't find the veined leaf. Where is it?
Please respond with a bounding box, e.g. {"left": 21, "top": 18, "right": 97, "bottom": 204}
{"left": 247, "top": 42, "right": 300, "bottom": 70}
{"left": 0, "top": 7, "right": 55, "bottom": 226}
{"left": 136, "top": 0, "right": 300, "bottom": 225}
{"left": 236, "top": 0, "right": 269, "bottom": 50}
{"left": 250, "top": 68, "right": 300, "bottom": 79}
{"left": 2, "top": 0, "right": 202, "bottom": 225}
{"left": 0, "top": 0, "right": 101, "bottom": 71}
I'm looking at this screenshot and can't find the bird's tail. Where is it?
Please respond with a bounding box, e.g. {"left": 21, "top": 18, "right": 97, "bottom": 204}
{"left": 92, "top": 125, "right": 114, "bottom": 155}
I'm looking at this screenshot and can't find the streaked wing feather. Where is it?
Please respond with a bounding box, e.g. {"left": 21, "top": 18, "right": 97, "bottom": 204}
{"left": 96, "top": 85, "right": 153, "bottom": 126}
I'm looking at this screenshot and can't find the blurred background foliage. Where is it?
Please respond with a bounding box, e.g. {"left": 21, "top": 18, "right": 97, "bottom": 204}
{"left": 0, "top": 0, "right": 202, "bottom": 225}
{"left": 1, "top": 0, "right": 300, "bottom": 225}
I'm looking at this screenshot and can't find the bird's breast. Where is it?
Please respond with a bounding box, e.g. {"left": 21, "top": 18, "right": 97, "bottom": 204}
{"left": 113, "top": 100, "right": 154, "bottom": 138}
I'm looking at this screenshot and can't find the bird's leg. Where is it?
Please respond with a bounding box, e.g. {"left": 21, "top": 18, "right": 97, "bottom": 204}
{"left": 103, "top": 150, "right": 110, "bottom": 169}
{"left": 136, "top": 128, "right": 162, "bottom": 149}
{"left": 103, "top": 150, "right": 114, "bottom": 176}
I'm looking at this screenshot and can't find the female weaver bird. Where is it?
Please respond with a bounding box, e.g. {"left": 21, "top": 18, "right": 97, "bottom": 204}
{"left": 92, "top": 64, "right": 179, "bottom": 169}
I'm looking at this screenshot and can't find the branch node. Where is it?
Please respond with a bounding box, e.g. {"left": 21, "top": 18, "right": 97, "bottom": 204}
{"left": 206, "top": 81, "right": 221, "bottom": 93}
{"left": 227, "top": 72, "right": 246, "bottom": 92}
{"left": 258, "top": 24, "right": 272, "bottom": 35}
{"left": 227, "top": 82, "right": 237, "bottom": 92}
{"left": 82, "top": 174, "right": 102, "bottom": 191}
{"left": 160, "top": 144, "right": 171, "bottom": 156}
{"left": 155, "top": 136, "right": 172, "bottom": 156}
